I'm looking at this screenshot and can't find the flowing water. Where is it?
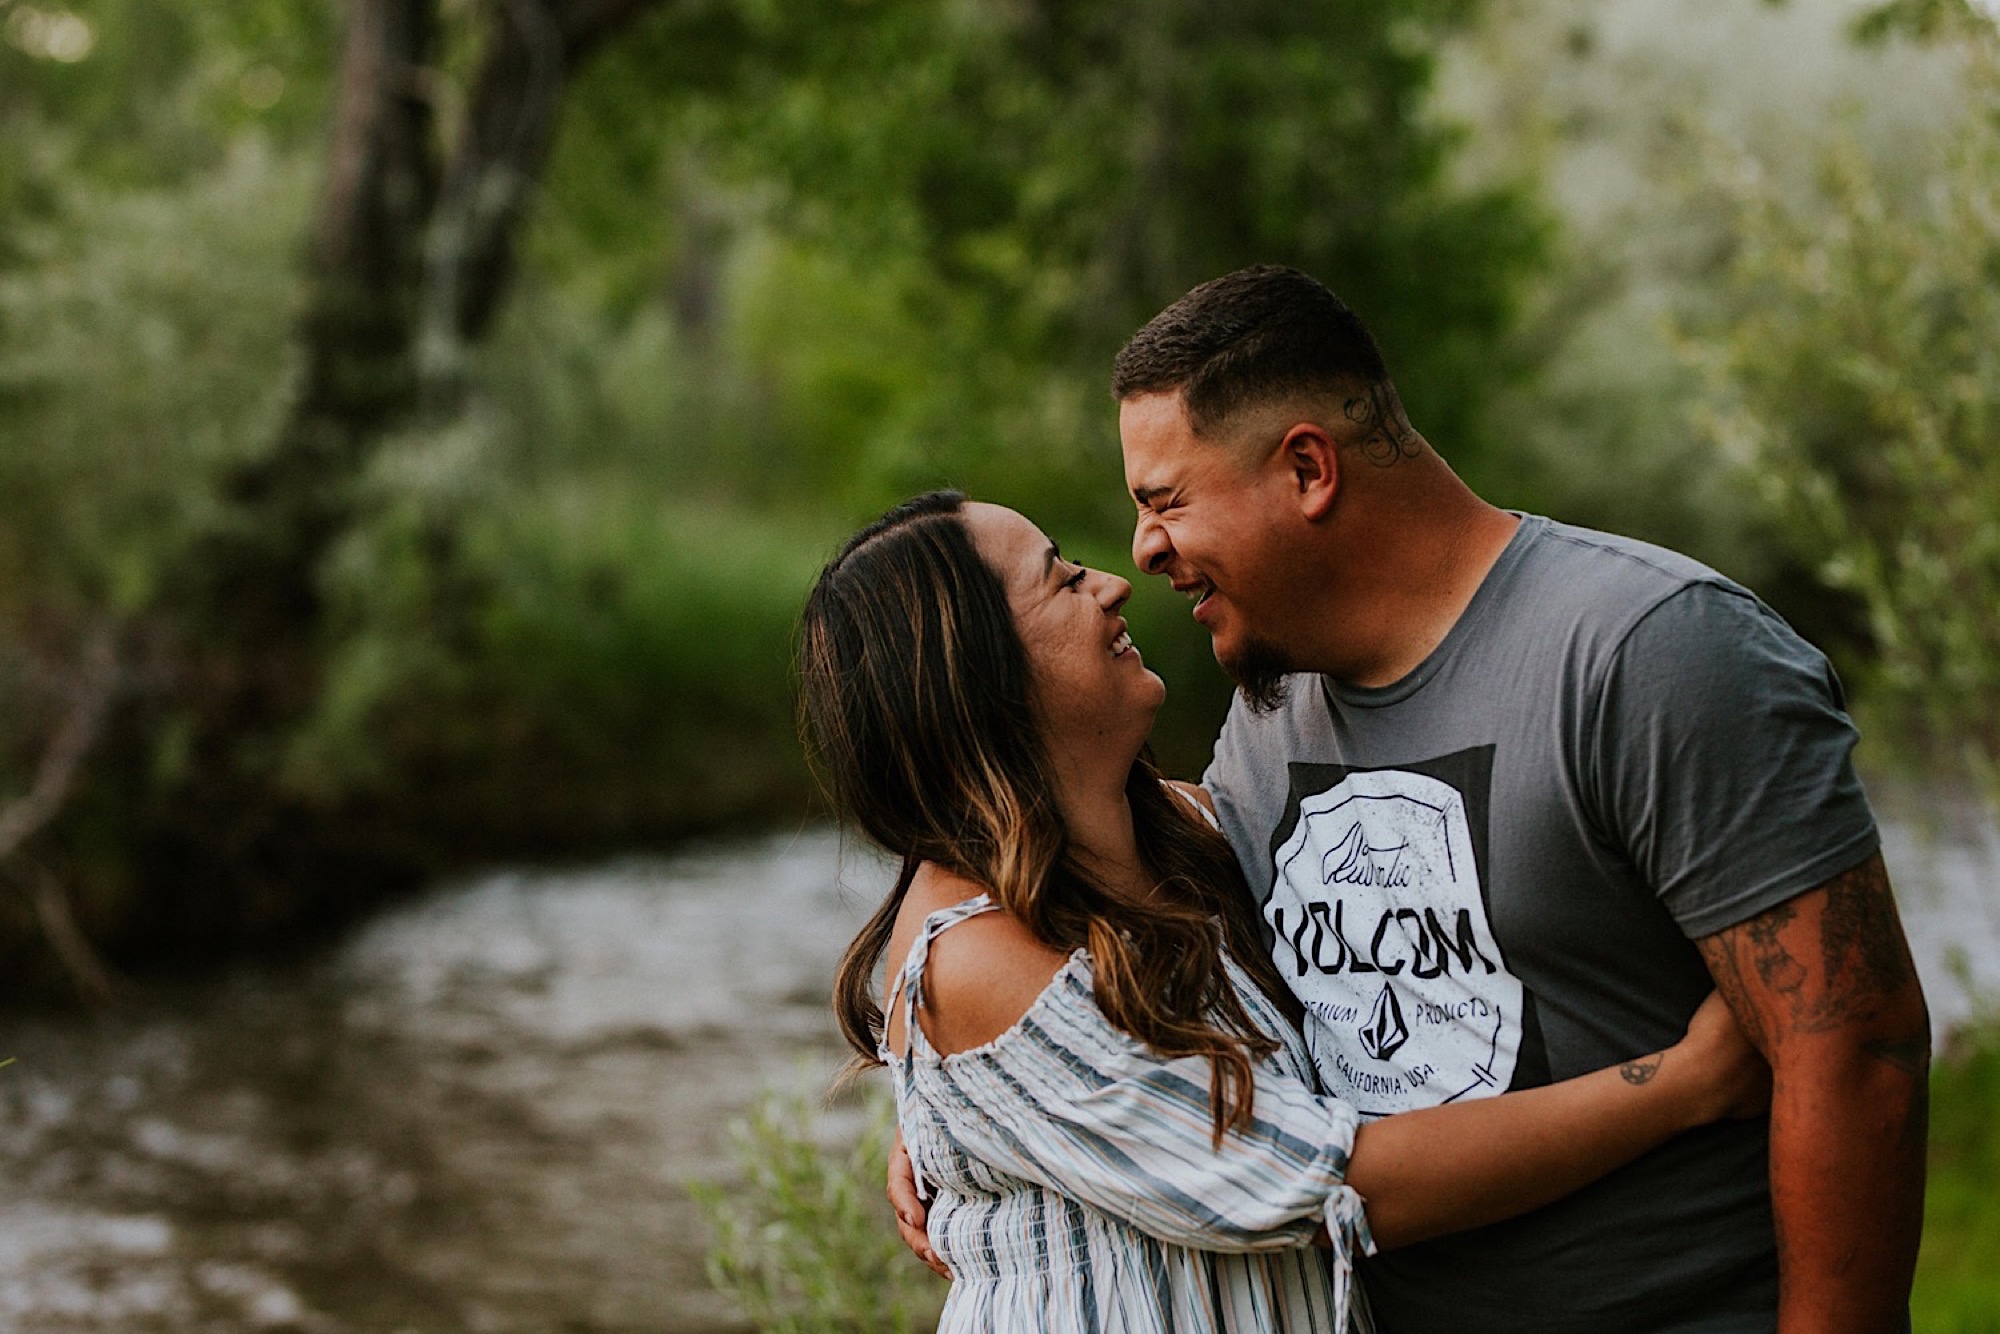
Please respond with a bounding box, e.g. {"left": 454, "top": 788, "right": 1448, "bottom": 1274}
{"left": 0, "top": 829, "right": 890, "bottom": 1333}
{"left": 1, "top": 815, "right": 1995, "bottom": 1332}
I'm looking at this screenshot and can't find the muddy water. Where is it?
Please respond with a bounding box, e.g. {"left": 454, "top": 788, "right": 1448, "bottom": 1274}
{"left": 1, "top": 815, "right": 1995, "bottom": 1332}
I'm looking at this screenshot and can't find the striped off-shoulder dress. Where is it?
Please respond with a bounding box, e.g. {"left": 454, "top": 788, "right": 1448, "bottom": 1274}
{"left": 886, "top": 894, "right": 1377, "bottom": 1333}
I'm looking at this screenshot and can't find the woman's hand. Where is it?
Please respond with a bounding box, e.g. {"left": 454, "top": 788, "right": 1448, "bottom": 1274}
{"left": 1669, "top": 990, "right": 1771, "bottom": 1124}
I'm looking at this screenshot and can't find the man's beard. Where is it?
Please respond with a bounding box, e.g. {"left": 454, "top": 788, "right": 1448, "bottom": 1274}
{"left": 1223, "top": 635, "right": 1293, "bottom": 715}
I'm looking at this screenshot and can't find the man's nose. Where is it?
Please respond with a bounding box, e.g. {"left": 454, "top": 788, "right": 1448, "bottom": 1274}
{"left": 1132, "top": 514, "right": 1171, "bottom": 576}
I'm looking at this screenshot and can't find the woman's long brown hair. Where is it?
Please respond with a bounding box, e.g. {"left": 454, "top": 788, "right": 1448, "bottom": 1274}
{"left": 798, "top": 491, "right": 1302, "bottom": 1143}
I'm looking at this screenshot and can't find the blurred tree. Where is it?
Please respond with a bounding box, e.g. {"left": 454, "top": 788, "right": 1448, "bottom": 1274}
{"left": 195, "top": 0, "right": 676, "bottom": 644}
{"left": 0, "top": 0, "right": 333, "bottom": 996}
{"left": 138, "top": 0, "right": 720, "bottom": 969}
{"left": 0, "top": 0, "right": 1549, "bottom": 992}
{"left": 649, "top": 0, "right": 1548, "bottom": 530}
{"left": 1686, "top": 0, "right": 2000, "bottom": 804}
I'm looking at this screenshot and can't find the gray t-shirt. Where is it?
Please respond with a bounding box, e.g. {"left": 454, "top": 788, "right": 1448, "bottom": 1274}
{"left": 1203, "top": 515, "right": 1878, "bottom": 1334}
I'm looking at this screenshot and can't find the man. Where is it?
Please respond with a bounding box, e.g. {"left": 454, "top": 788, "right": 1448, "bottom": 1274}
{"left": 895, "top": 265, "right": 1929, "bottom": 1331}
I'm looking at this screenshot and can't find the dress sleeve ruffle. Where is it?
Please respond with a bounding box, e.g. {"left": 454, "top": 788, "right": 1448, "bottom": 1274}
{"left": 907, "top": 955, "right": 1375, "bottom": 1266}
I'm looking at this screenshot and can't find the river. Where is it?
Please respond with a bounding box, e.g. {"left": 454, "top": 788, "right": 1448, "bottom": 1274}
{"left": 1, "top": 815, "right": 1995, "bottom": 1332}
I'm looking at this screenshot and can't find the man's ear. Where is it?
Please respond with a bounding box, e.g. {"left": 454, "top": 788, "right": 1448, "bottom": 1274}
{"left": 1281, "top": 423, "right": 1339, "bottom": 521}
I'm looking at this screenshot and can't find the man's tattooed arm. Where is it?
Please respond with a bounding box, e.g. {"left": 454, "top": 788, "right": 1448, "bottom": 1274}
{"left": 1695, "top": 852, "right": 1929, "bottom": 1333}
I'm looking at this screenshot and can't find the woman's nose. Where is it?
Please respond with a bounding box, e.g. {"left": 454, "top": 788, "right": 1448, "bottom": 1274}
{"left": 1096, "top": 570, "right": 1132, "bottom": 612}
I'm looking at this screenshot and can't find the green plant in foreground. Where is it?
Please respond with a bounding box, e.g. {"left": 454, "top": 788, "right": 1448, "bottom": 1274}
{"left": 692, "top": 1081, "right": 944, "bottom": 1333}
{"left": 1915, "top": 1019, "right": 2000, "bottom": 1332}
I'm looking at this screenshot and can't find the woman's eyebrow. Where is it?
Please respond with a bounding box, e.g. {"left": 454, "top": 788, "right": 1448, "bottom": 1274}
{"left": 1044, "top": 543, "right": 1061, "bottom": 578}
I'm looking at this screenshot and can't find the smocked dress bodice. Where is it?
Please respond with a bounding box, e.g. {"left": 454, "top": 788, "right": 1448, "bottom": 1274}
{"left": 884, "top": 893, "right": 1376, "bottom": 1333}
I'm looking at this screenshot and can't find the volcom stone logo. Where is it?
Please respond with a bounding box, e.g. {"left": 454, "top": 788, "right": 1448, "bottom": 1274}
{"left": 1360, "top": 983, "right": 1409, "bottom": 1061}
{"left": 1268, "top": 765, "right": 1523, "bottom": 1116}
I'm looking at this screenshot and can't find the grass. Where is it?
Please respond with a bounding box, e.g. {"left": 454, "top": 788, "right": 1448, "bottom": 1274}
{"left": 1915, "top": 1020, "right": 2000, "bottom": 1333}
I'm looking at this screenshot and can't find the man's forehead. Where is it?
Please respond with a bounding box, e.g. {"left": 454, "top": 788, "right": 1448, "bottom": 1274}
{"left": 1120, "top": 392, "right": 1284, "bottom": 495}
{"left": 1117, "top": 390, "right": 1194, "bottom": 439}
{"left": 1117, "top": 391, "right": 1198, "bottom": 482}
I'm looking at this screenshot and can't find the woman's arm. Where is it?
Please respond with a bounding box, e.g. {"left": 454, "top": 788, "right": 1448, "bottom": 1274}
{"left": 892, "top": 874, "right": 1764, "bottom": 1257}
{"left": 899, "top": 901, "right": 1361, "bottom": 1255}
{"left": 1349, "top": 992, "right": 1767, "bottom": 1250}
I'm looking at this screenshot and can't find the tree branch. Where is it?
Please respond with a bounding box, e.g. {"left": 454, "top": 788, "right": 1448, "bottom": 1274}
{"left": 0, "top": 625, "right": 121, "bottom": 1008}
{"left": 0, "top": 624, "right": 119, "bottom": 864}
{"left": 416, "top": 0, "right": 670, "bottom": 408}
{"left": 25, "top": 861, "right": 116, "bottom": 1008}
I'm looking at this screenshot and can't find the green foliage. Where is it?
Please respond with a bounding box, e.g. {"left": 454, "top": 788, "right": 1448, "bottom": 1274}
{"left": 0, "top": 0, "right": 331, "bottom": 204}
{"left": 703, "top": 0, "right": 1546, "bottom": 500}
{"left": 0, "top": 0, "right": 1563, "bottom": 966}
{"left": 519, "top": 0, "right": 1554, "bottom": 762}
{"left": 1684, "top": 13, "right": 2000, "bottom": 801}
{"left": 286, "top": 410, "right": 836, "bottom": 840}
{"left": 0, "top": 143, "right": 309, "bottom": 617}
{"left": 1852, "top": 0, "right": 1993, "bottom": 45}
{"left": 1917, "top": 1019, "right": 2000, "bottom": 1331}
{"left": 691, "top": 1081, "right": 944, "bottom": 1333}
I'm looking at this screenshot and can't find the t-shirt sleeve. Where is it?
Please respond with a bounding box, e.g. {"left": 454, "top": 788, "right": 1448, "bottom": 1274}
{"left": 1202, "top": 703, "right": 1255, "bottom": 880}
{"left": 1587, "top": 581, "right": 1879, "bottom": 939}
{"left": 1202, "top": 694, "right": 1290, "bottom": 907}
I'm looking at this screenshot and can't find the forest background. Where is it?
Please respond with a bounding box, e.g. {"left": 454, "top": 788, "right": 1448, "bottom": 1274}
{"left": 1, "top": 0, "right": 1997, "bottom": 1325}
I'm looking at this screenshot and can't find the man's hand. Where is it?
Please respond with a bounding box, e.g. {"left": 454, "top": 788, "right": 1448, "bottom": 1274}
{"left": 1695, "top": 851, "right": 1928, "bottom": 1334}
{"left": 888, "top": 1131, "right": 950, "bottom": 1279}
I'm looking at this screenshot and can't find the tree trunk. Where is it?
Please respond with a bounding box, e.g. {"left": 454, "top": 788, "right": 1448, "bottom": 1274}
{"left": 94, "top": 0, "right": 672, "bottom": 988}
{"left": 418, "top": 0, "right": 667, "bottom": 409}
{"left": 198, "top": 0, "right": 667, "bottom": 636}
{"left": 197, "top": 0, "right": 440, "bottom": 650}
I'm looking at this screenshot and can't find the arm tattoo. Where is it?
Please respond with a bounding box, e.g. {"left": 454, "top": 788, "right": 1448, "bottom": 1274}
{"left": 1698, "top": 853, "right": 1924, "bottom": 1054}
{"left": 1744, "top": 900, "right": 1806, "bottom": 999}
{"left": 1342, "top": 382, "right": 1421, "bottom": 467}
{"left": 1817, "top": 855, "right": 1918, "bottom": 999}
{"left": 1695, "top": 932, "right": 1768, "bottom": 1050}
{"left": 1619, "top": 1054, "right": 1662, "bottom": 1086}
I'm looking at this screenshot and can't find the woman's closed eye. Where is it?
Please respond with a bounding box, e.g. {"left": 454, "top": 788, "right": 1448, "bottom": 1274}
{"left": 1062, "top": 565, "right": 1088, "bottom": 591}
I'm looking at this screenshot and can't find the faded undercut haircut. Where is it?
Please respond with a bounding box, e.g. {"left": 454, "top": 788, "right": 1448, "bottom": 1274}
{"left": 1112, "top": 264, "right": 1394, "bottom": 438}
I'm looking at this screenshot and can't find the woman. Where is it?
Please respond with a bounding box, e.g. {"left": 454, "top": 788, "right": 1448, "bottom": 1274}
{"left": 799, "top": 491, "right": 1763, "bottom": 1333}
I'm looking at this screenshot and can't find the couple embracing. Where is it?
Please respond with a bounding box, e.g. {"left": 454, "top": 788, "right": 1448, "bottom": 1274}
{"left": 798, "top": 266, "right": 1929, "bottom": 1332}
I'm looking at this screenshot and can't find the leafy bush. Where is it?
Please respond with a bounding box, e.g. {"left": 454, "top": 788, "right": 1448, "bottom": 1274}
{"left": 287, "top": 415, "right": 838, "bottom": 844}
{"left": 1683, "top": 8, "right": 2000, "bottom": 803}
{"left": 691, "top": 1081, "right": 944, "bottom": 1333}
{"left": 0, "top": 141, "right": 308, "bottom": 618}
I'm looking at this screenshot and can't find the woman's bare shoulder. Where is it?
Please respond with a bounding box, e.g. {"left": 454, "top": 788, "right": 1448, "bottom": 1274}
{"left": 883, "top": 862, "right": 1072, "bottom": 1058}
{"left": 883, "top": 861, "right": 987, "bottom": 980}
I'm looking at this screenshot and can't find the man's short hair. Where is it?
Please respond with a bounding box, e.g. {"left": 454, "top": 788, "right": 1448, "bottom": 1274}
{"left": 1112, "top": 265, "right": 1390, "bottom": 437}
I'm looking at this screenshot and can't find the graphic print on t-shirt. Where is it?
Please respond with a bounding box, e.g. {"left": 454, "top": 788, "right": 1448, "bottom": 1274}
{"left": 1266, "top": 747, "right": 1536, "bottom": 1117}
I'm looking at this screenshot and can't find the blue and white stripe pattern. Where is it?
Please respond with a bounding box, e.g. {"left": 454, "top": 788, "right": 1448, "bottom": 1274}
{"left": 886, "top": 895, "right": 1376, "bottom": 1333}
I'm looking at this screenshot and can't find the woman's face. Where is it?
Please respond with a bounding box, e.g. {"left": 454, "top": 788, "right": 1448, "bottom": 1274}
{"left": 963, "top": 502, "right": 1166, "bottom": 762}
